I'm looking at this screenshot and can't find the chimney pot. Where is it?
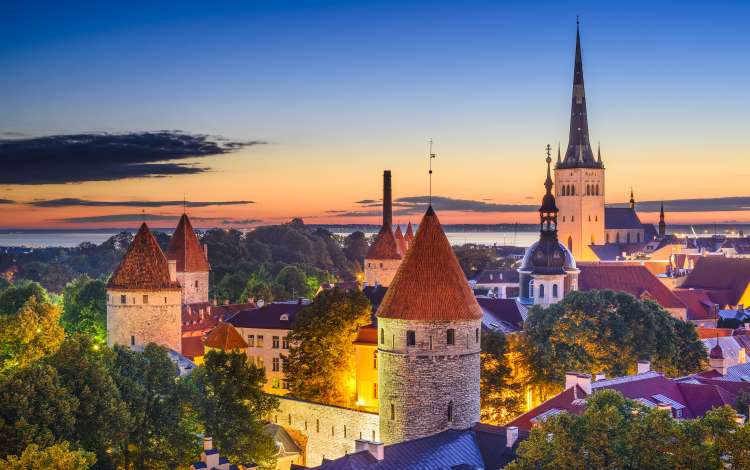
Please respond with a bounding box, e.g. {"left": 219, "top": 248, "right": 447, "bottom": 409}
{"left": 203, "top": 436, "right": 213, "bottom": 451}
{"left": 506, "top": 426, "right": 519, "bottom": 448}
{"left": 383, "top": 170, "right": 392, "bottom": 229}
{"left": 637, "top": 360, "right": 651, "bottom": 374}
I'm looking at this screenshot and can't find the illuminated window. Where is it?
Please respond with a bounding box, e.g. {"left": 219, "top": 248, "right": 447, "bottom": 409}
{"left": 247, "top": 335, "right": 255, "bottom": 347}
{"left": 272, "top": 336, "right": 280, "bottom": 349}
{"left": 257, "top": 335, "right": 264, "bottom": 347}
{"left": 142, "top": 295, "right": 149, "bottom": 304}
{"left": 272, "top": 357, "right": 280, "bottom": 371}
{"left": 406, "top": 330, "right": 416, "bottom": 347}
{"left": 282, "top": 336, "right": 289, "bottom": 349}
{"left": 373, "top": 382, "right": 378, "bottom": 398}
{"left": 447, "top": 329, "right": 455, "bottom": 346}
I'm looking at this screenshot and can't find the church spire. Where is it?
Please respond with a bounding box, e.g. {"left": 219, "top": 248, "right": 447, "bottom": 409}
{"left": 539, "top": 145, "right": 559, "bottom": 234}
{"left": 559, "top": 19, "right": 600, "bottom": 169}
{"left": 629, "top": 188, "right": 636, "bottom": 209}
{"left": 659, "top": 202, "right": 666, "bottom": 238}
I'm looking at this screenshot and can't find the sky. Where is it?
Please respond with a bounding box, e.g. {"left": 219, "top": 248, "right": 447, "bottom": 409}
{"left": 1, "top": 0, "right": 749, "bottom": 228}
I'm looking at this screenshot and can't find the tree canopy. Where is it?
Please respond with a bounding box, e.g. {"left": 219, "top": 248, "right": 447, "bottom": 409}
{"left": 480, "top": 329, "right": 524, "bottom": 425}
{"left": 0, "top": 441, "right": 96, "bottom": 470}
{"left": 285, "top": 288, "right": 372, "bottom": 405}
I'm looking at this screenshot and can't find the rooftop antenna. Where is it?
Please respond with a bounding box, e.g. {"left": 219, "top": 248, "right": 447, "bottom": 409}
{"left": 183, "top": 194, "right": 187, "bottom": 214}
{"left": 428, "top": 138, "right": 436, "bottom": 205}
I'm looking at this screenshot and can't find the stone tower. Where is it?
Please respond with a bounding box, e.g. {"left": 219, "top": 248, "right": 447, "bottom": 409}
{"left": 555, "top": 21, "right": 605, "bottom": 261}
{"left": 377, "top": 205, "right": 482, "bottom": 444}
{"left": 519, "top": 148, "right": 579, "bottom": 307}
{"left": 106, "top": 223, "right": 183, "bottom": 353}
{"left": 364, "top": 170, "right": 402, "bottom": 287}
{"left": 166, "top": 213, "right": 210, "bottom": 305}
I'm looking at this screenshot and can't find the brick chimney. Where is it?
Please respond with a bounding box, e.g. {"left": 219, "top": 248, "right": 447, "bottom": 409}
{"left": 383, "top": 170, "right": 392, "bottom": 229}
{"left": 637, "top": 360, "right": 651, "bottom": 374}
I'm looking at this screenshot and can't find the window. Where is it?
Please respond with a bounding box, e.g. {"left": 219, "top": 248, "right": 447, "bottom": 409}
{"left": 142, "top": 294, "right": 149, "bottom": 304}
{"left": 272, "top": 357, "right": 280, "bottom": 372}
{"left": 316, "top": 419, "right": 320, "bottom": 433}
{"left": 331, "top": 426, "right": 335, "bottom": 436}
{"left": 406, "top": 330, "right": 416, "bottom": 347}
{"left": 626, "top": 233, "right": 631, "bottom": 243}
{"left": 588, "top": 215, "right": 591, "bottom": 222}
{"left": 373, "top": 383, "right": 378, "bottom": 398}
{"left": 447, "top": 401, "right": 453, "bottom": 423}
{"left": 131, "top": 335, "right": 135, "bottom": 346}
{"left": 616, "top": 233, "right": 621, "bottom": 243}
{"left": 288, "top": 414, "right": 292, "bottom": 425}
{"left": 305, "top": 421, "right": 308, "bottom": 431}
{"left": 571, "top": 186, "right": 575, "bottom": 196}
{"left": 562, "top": 216, "right": 565, "bottom": 222}
{"left": 164, "top": 297, "right": 167, "bottom": 303}
{"left": 257, "top": 335, "right": 264, "bottom": 347}
{"left": 567, "top": 236, "right": 573, "bottom": 251}
{"left": 447, "top": 329, "right": 455, "bottom": 346}
{"left": 121, "top": 294, "right": 127, "bottom": 304}
{"left": 475, "top": 328, "right": 479, "bottom": 343}
{"left": 380, "top": 328, "right": 385, "bottom": 344}
{"left": 380, "top": 263, "right": 383, "bottom": 268}
{"left": 372, "top": 430, "right": 376, "bottom": 441}
{"left": 272, "top": 336, "right": 280, "bottom": 349}
{"left": 282, "top": 336, "right": 289, "bottom": 349}
{"left": 373, "top": 351, "right": 377, "bottom": 369}
{"left": 552, "top": 284, "right": 559, "bottom": 298}
{"left": 606, "top": 233, "right": 610, "bottom": 243}
{"left": 429, "top": 335, "right": 433, "bottom": 350}
{"left": 344, "top": 425, "right": 347, "bottom": 438}
{"left": 637, "top": 232, "right": 641, "bottom": 242}
{"left": 390, "top": 403, "right": 395, "bottom": 420}
{"left": 539, "top": 284, "right": 545, "bottom": 298}
{"left": 247, "top": 335, "right": 255, "bottom": 347}
{"left": 529, "top": 280, "right": 534, "bottom": 298}
{"left": 571, "top": 216, "right": 574, "bottom": 222}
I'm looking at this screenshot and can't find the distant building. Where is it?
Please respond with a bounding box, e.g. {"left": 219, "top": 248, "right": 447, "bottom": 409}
{"left": 476, "top": 297, "right": 528, "bottom": 333}
{"left": 190, "top": 436, "right": 256, "bottom": 470}
{"left": 166, "top": 213, "right": 211, "bottom": 305}
{"left": 471, "top": 269, "right": 519, "bottom": 299}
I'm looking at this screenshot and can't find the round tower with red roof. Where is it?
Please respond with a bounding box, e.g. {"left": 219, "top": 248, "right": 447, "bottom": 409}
{"left": 364, "top": 170, "right": 403, "bottom": 287}
{"left": 106, "top": 223, "right": 183, "bottom": 353}
{"left": 377, "top": 205, "right": 482, "bottom": 444}
{"left": 166, "top": 213, "right": 210, "bottom": 305}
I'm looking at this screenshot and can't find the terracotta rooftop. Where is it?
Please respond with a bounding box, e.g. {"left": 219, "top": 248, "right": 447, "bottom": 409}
{"left": 354, "top": 325, "right": 378, "bottom": 345}
{"left": 203, "top": 322, "right": 248, "bottom": 350}
{"left": 166, "top": 213, "right": 210, "bottom": 272}
{"left": 107, "top": 223, "right": 181, "bottom": 290}
{"left": 405, "top": 221, "right": 415, "bottom": 243}
{"left": 377, "top": 206, "right": 482, "bottom": 322}
{"left": 365, "top": 225, "right": 402, "bottom": 260}
{"left": 577, "top": 263, "right": 685, "bottom": 309}
{"left": 682, "top": 256, "right": 750, "bottom": 306}
{"left": 674, "top": 289, "right": 717, "bottom": 321}
{"left": 394, "top": 225, "right": 408, "bottom": 256}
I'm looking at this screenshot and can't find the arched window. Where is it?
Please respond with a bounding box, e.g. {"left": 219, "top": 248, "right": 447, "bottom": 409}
{"left": 567, "top": 236, "right": 573, "bottom": 251}
{"left": 552, "top": 284, "right": 559, "bottom": 298}
{"left": 637, "top": 232, "right": 642, "bottom": 242}
{"left": 586, "top": 185, "right": 590, "bottom": 195}
{"left": 571, "top": 185, "right": 575, "bottom": 196}
{"left": 528, "top": 279, "right": 534, "bottom": 298}
{"left": 596, "top": 184, "right": 600, "bottom": 195}
{"left": 606, "top": 233, "right": 610, "bottom": 243}
{"left": 616, "top": 233, "right": 621, "bottom": 243}
{"left": 627, "top": 233, "right": 631, "bottom": 243}
{"left": 539, "top": 284, "right": 545, "bottom": 298}
{"left": 380, "top": 328, "right": 384, "bottom": 344}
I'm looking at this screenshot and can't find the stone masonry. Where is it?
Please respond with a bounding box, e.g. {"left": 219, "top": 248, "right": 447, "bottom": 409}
{"left": 175, "top": 270, "right": 209, "bottom": 305}
{"left": 106, "top": 288, "right": 182, "bottom": 353}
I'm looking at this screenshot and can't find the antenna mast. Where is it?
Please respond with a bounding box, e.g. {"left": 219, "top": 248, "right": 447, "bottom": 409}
{"left": 428, "top": 138, "right": 436, "bottom": 205}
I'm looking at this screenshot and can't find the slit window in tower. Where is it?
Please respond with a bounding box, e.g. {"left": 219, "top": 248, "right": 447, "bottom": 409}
{"left": 121, "top": 294, "right": 127, "bottom": 304}
{"left": 447, "top": 401, "right": 453, "bottom": 423}
{"left": 406, "top": 330, "right": 416, "bottom": 347}
{"left": 447, "top": 329, "right": 455, "bottom": 346}
{"left": 373, "top": 350, "right": 377, "bottom": 369}
{"left": 476, "top": 328, "right": 479, "bottom": 343}
{"left": 539, "top": 284, "right": 545, "bottom": 298}
{"left": 143, "top": 295, "right": 148, "bottom": 304}
{"left": 131, "top": 335, "right": 135, "bottom": 346}
{"left": 553, "top": 284, "right": 559, "bottom": 298}
{"left": 390, "top": 403, "right": 395, "bottom": 420}
{"left": 380, "top": 328, "right": 384, "bottom": 344}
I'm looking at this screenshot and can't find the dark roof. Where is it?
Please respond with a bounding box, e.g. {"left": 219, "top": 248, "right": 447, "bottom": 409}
{"left": 604, "top": 207, "right": 644, "bottom": 230}
{"left": 204, "top": 322, "right": 248, "bottom": 350}
{"left": 643, "top": 223, "right": 658, "bottom": 242}
{"left": 107, "top": 223, "right": 181, "bottom": 290}
{"left": 377, "top": 207, "right": 483, "bottom": 322}
{"left": 472, "top": 423, "right": 529, "bottom": 469}
{"left": 673, "top": 289, "right": 716, "bottom": 321}
{"left": 589, "top": 243, "right": 627, "bottom": 261}
{"left": 682, "top": 257, "right": 750, "bottom": 306}
{"left": 182, "top": 302, "right": 254, "bottom": 333}
{"left": 477, "top": 298, "right": 525, "bottom": 331}
{"left": 577, "top": 263, "right": 685, "bottom": 309}
{"left": 166, "top": 213, "right": 210, "bottom": 272}
{"left": 474, "top": 269, "right": 519, "bottom": 284}
{"left": 225, "top": 302, "right": 306, "bottom": 329}
{"left": 366, "top": 226, "right": 401, "bottom": 260}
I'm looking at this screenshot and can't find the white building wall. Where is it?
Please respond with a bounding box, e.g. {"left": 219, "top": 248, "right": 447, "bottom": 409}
{"left": 556, "top": 167, "right": 605, "bottom": 260}
{"left": 364, "top": 259, "right": 401, "bottom": 287}
{"left": 236, "top": 326, "right": 291, "bottom": 393}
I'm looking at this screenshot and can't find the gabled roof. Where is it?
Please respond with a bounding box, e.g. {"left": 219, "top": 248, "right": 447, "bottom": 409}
{"left": 674, "top": 289, "right": 716, "bottom": 321}
{"left": 509, "top": 385, "right": 588, "bottom": 431}
{"left": 203, "top": 322, "right": 248, "bottom": 350}
{"left": 365, "top": 225, "right": 401, "bottom": 260}
{"left": 107, "top": 223, "right": 181, "bottom": 290}
{"left": 405, "top": 221, "right": 415, "bottom": 243}
{"left": 394, "top": 225, "right": 408, "bottom": 257}
{"left": 577, "top": 263, "right": 685, "bottom": 309}
{"left": 354, "top": 325, "right": 378, "bottom": 345}
{"left": 682, "top": 257, "right": 750, "bottom": 306}
{"left": 604, "top": 207, "right": 644, "bottom": 230}
{"left": 225, "top": 302, "right": 306, "bottom": 330}
{"left": 477, "top": 298, "right": 526, "bottom": 331}
{"left": 377, "top": 207, "right": 482, "bottom": 322}
{"left": 166, "top": 213, "right": 210, "bottom": 272}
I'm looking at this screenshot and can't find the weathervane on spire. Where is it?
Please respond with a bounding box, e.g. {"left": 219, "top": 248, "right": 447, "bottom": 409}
{"left": 428, "top": 138, "right": 436, "bottom": 205}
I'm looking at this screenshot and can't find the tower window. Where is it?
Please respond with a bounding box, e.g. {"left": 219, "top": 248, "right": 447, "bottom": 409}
{"left": 476, "top": 328, "right": 479, "bottom": 343}
{"left": 195, "top": 280, "right": 199, "bottom": 288}
{"left": 447, "top": 401, "right": 453, "bottom": 423}
{"left": 406, "top": 330, "right": 416, "bottom": 347}
{"left": 373, "top": 350, "right": 377, "bottom": 369}
{"left": 142, "top": 294, "right": 149, "bottom": 304}
{"left": 373, "top": 382, "right": 378, "bottom": 398}
{"left": 571, "top": 216, "right": 574, "bottom": 222}
{"left": 571, "top": 186, "right": 575, "bottom": 196}
{"left": 390, "top": 403, "right": 395, "bottom": 420}
{"left": 447, "top": 329, "right": 455, "bottom": 346}
{"left": 553, "top": 284, "right": 559, "bottom": 298}
{"left": 380, "top": 328, "right": 385, "bottom": 344}
{"left": 316, "top": 419, "right": 320, "bottom": 433}
{"left": 130, "top": 335, "right": 135, "bottom": 346}
{"left": 429, "top": 335, "right": 433, "bottom": 350}
{"left": 121, "top": 294, "right": 127, "bottom": 304}
{"left": 539, "top": 284, "right": 545, "bottom": 298}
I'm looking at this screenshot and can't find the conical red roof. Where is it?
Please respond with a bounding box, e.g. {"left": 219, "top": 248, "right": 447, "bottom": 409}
{"left": 166, "top": 214, "right": 210, "bottom": 272}
{"left": 394, "top": 225, "right": 408, "bottom": 256}
{"left": 377, "top": 207, "right": 482, "bottom": 321}
{"left": 107, "top": 223, "right": 181, "bottom": 290}
{"left": 366, "top": 225, "right": 402, "bottom": 260}
{"left": 405, "top": 221, "right": 415, "bottom": 243}
{"left": 203, "top": 322, "right": 248, "bottom": 350}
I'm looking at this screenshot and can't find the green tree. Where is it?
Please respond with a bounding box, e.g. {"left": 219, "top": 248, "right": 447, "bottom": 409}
{"left": 480, "top": 329, "right": 524, "bottom": 425}
{"left": 0, "top": 363, "right": 78, "bottom": 457}
{"left": 0, "top": 441, "right": 96, "bottom": 470}
{"left": 49, "top": 335, "right": 130, "bottom": 469}
{"left": 0, "top": 281, "right": 48, "bottom": 315}
{"left": 343, "top": 231, "right": 368, "bottom": 267}
{"left": 62, "top": 275, "right": 107, "bottom": 344}
{"left": 245, "top": 281, "right": 275, "bottom": 303}
{"left": 0, "top": 297, "right": 65, "bottom": 378}
{"left": 192, "top": 350, "right": 278, "bottom": 467}
{"left": 285, "top": 288, "right": 371, "bottom": 405}
{"left": 275, "top": 265, "right": 309, "bottom": 299}
{"left": 110, "top": 343, "right": 199, "bottom": 470}
{"left": 452, "top": 244, "right": 516, "bottom": 279}
{"left": 519, "top": 290, "right": 706, "bottom": 395}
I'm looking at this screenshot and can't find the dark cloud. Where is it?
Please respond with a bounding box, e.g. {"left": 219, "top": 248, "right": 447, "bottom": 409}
{"left": 0, "top": 132, "right": 25, "bottom": 137}
{"left": 324, "top": 210, "right": 348, "bottom": 214}
{"left": 394, "top": 196, "right": 537, "bottom": 214}
{"left": 220, "top": 219, "right": 264, "bottom": 225}
{"left": 0, "top": 198, "right": 14, "bottom": 204}
{"left": 31, "top": 198, "right": 254, "bottom": 208}
{"left": 330, "top": 210, "right": 382, "bottom": 218}
{"left": 354, "top": 199, "right": 379, "bottom": 204}
{"left": 612, "top": 197, "right": 750, "bottom": 213}
{"left": 52, "top": 213, "right": 216, "bottom": 224}
{"left": 0, "top": 131, "right": 266, "bottom": 185}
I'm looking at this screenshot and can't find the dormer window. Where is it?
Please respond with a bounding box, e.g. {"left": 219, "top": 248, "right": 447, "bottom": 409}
{"left": 280, "top": 314, "right": 289, "bottom": 321}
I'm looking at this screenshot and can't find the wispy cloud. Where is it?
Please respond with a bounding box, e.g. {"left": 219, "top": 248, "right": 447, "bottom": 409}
{"left": 0, "top": 131, "right": 266, "bottom": 185}
{"left": 51, "top": 213, "right": 217, "bottom": 224}
{"left": 31, "top": 198, "right": 254, "bottom": 208}
{"left": 612, "top": 197, "right": 750, "bottom": 212}
{"left": 0, "top": 199, "right": 14, "bottom": 204}
{"left": 220, "top": 219, "right": 264, "bottom": 225}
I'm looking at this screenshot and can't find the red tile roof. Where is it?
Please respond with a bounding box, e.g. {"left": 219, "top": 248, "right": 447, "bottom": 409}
{"left": 377, "top": 206, "right": 483, "bottom": 322}
{"left": 107, "top": 223, "right": 181, "bottom": 290}
{"left": 682, "top": 256, "right": 750, "bottom": 306}
{"left": 405, "top": 221, "right": 415, "bottom": 243}
{"left": 203, "top": 322, "right": 248, "bottom": 350}
{"left": 674, "top": 289, "right": 717, "bottom": 321}
{"left": 508, "top": 385, "right": 588, "bottom": 431}
{"left": 394, "top": 225, "right": 408, "bottom": 256}
{"left": 181, "top": 335, "right": 205, "bottom": 359}
{"left": 166, "top": 214, "right": 210, "bottom": 272}
{"left": 365, "top": 225, "right": 402, "bottom": 260}
{"left": 577, "top": 263, "right": 685, "bottom": 309}
{"left": 695, "top": 327, "right": 733, "bottom": 339}
{"left": 354, "top": 325, "right": 377, "bottom": 345}
{"left": 181, "top": 302, "right": 254, "bottom": 333}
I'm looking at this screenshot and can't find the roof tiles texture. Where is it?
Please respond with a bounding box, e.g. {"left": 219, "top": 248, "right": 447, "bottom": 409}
{"left": 203, "top": 322, "right": 248, "bottom": 350}
{"left": 377, "top": 207, "right": 482, "bottom": 322}
{"left": 166, "top": 213, "right": 210, "bottom": 272}
{"left": 604, "top": 207, "right": 644, "bottom": 230}
{"left": 674, "top": 289, "right": 717, "bottom": 321}
{"left": 577, "top": 263, "right": 685, "bottom": 309}
{"left": 394, "top": 225, "right": 408, "bottom": 257}
{"left": 107, "top": 223, "right": 181, "bottom": 290}
{"left": 226, "top": 302, "right": 306, "bottom": 329}
{"left": 682, "top": 257, "right": 750, "bottom": 306}
{"left": 365, "top": 225, "right": 402, "bottom": 260}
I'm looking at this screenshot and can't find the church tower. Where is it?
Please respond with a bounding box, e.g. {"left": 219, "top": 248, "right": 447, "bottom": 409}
{"left": 364, "top": 171, "right": 402, "bottom": 287}
{"left": 555, "top": 21, "right": 605, "bottom": 261}
{"left": 106, "top": 223, "right": 183, "bottom": 353}
{"left": 659, "top": 202, "right": 666, "bottom": 238}
{"left": 377, "top": 205, "right": 482, "bottom": 444}
{"left": 166, "top": 213, "right": 210, "bottom": 305}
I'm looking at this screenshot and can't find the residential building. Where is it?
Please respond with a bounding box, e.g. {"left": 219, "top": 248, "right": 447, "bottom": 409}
{"left": 471, "top": 269, "right": 519, "bottom": 299}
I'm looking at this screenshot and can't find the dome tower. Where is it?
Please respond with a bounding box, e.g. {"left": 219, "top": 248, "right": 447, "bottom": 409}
{"left": 377, "top": 205, "right": 482, "bottom": 444}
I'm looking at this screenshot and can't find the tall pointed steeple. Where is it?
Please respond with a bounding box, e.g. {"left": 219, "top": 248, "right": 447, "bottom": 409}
{"left": 629, "top": 188, "right": 636, "bottom": 209}
{"left": 659, "top": 202, "right": 666, "bottom": 238}
{"left": 559, "top": 19, "right": 600, "bottom": 169}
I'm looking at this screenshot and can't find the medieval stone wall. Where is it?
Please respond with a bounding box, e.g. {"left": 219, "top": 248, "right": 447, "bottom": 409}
{"left": 364, "top": 258, "right": 401, "bottom": 287}
{"left": 377, "top": 318, "right": 481, "bottom": 444}
{"left": 106, "top": 288, "right": 182, "bottom": 353}
{"left": 272, "top": 396, "right": 380, "bottom": 467}
{"left": 176, "top": 271, "right": 209, "bottom": 305}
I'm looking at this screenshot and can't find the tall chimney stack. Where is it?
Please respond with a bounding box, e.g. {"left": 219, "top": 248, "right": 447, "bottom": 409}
{"left": 383, "top": 170, "right": 392, "bottom": 229}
